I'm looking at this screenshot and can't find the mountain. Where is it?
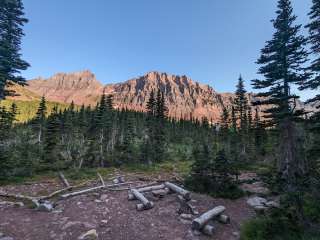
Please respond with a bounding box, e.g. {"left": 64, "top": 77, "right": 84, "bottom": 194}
{"left": 7, "top": 70, "right": 317, "bottom": 122}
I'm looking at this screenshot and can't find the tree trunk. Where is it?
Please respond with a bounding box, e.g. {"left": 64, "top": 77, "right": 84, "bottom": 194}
{"left": 192, "top": 206, "right": 225, "bottom": 230}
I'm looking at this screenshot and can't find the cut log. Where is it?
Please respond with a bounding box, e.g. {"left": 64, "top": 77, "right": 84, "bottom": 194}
{"left": 130, "top": 189, "right": 153, "bottom": 210}
{"left": 0, "top": 192, "right": 39, "bottom": 208}
{"left": 152, "top": 188, "right": 169, "bottom": 198}
{"left": 177, "top": 195, "right": 198, "bottom": 215}
{"left": 218, "top": 214, "right": 230, "bottom": 224}
{"left": 136, "top": 201, "right": 154, "bottom": 211}
{"left": 128, "top": 184, "right": 166, "bottom": 200}
{"left": 202, "top": 224, "right": 215, "bottom": 236}
{"left": 61, "top": 182, "right": 134, "bottom": 199}
{"left": 192, "top": 206, "right": 226, "bottom": 230}
{"left": 164, "top": 182, "right": 191, "bottom": 200}
{"left": 58, "top": 171, "right": 70, "bottom": 187}
{"left": 137, "top": 184, "right": 165, "bottom": 193}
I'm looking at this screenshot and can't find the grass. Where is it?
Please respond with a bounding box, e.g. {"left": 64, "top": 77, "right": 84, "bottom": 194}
{"left": 0, "top": 160, "right": 193, "bottom": 186}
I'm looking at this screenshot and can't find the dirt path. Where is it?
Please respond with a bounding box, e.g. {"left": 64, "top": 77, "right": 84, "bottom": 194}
{"left": 0, "top": 179, "right": 255, "bottom": 240}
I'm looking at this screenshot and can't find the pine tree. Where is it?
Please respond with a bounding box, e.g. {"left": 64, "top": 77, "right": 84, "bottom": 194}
{"left": 301, "top": 0, "right": 320, "bottom": 104}
{"left": 252, "top": 0, "right": 309, "bottom": 220}
{"left": 34, "top": 96, "right": 47, "bottom": 143}
{"left": 234, "top": 75, "right": 249, "bottom": 131}
{"left": 302, "top": 0, "right": 320, "bottom": 200}
{"left": 0, "top": 0, "right": 30, "bottom": 100}
{"left": 146, "top": 89, "right": 156, "bottom": 116}
{"left": 43, "top": 106, "right": 61, "bottom": 168}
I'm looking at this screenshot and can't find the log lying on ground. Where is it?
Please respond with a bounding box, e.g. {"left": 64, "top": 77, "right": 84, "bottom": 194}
{"left": 164, "top": 182, "right": 191, "bottom": 200}
{"left": 58, "top": 172, "right": 70, "bottom": 187}
{"left": 128, "top": 184, "right": 165, "bottom": 200}
{"left": 202, "top": 224, "right": 215, "bottom": 236}
{"left": 218, "top": 214, "right": 230, "bottom": 224}
{"left": 152, "top": 188, "right": 170, "bottom": 198}
{"left": 130, "top": 189, "right": 154, "bottom": 211}
{"left": 192, "top": 206, "right": 226, "bottom": 230}
{"left": 0, "top": 192, "right": 39, "bottom": 208}
{"left": 61, "top": 182, "right": 135, "bottom": 199}
{"left": 137, "top": 201, "right": 154, "bottom": 211}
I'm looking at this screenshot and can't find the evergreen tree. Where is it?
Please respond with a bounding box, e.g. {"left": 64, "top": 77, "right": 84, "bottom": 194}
{"left": 0, "top": 0, "right": 30, "bottom": 100}
{"left": 234, "top": 75, "right": 249, "bottom": 131}
{"left": 303, "top": 0, "right": 320, "bottom": 201}
{"left": 146, "top": 89, "right": 156, "bottom": 116}
{"left": 43, "top": 106, "right": 61, "bottom": 168}
{"left": 34, "top": 96, "right": 47, "bottom": 143}
{"left": 252, "top": 0, "right": 309, "bottom": 221}
{"left": 301, "top": 0, "right": 320, "bottom": 104}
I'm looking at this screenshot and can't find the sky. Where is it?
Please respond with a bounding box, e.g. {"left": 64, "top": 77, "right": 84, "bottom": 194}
{"left": 21, "top": 0, "right": 314, "bottom": 98}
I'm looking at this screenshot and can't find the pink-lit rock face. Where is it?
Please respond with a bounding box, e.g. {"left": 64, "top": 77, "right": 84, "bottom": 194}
{"left": 11, "top": 70, "right": 315, "bottom": 122}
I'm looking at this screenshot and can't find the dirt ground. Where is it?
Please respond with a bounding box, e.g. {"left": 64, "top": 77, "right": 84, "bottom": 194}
{"left": 0, "top": 176, "right": 255, "bottom": 240}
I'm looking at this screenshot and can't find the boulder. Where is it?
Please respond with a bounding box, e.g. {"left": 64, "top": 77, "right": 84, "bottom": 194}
{"left": 78, "top": 229, "right": 98, "bottom": 240}
{"left": 247, "top": 197, "right": 267, "bottom": 208}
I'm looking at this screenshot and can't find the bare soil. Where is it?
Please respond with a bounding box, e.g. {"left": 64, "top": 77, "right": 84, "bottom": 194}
{"left": 0, "top": 175, "right": 255, "bottom": 240}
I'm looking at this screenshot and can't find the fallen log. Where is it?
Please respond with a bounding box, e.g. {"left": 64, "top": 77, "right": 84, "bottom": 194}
{"left": 0, "top": 192, "right": 39, "bottom": 208}
{"left": 130, "top": 189, "right": 153, "bottom": 210}
{"left": 152, "top": 188, "right": 169, "bottom": 198}
{"left": 58, "top": 171, "right": 70, "bottom": 187}
{"left": 137, "top": 201, "right": 154, "bottom": 211}
{"left": 192, "top": 206, "right": 226, "bottom": 230}
{"left": 97, "top": 173, "right": 105, "bottom": 186}
{"left": 164, "top": 182, "right": 191, "bottom": 200}
{"left": 61, "top": 182, "right": 135, "bottom": 199}
{"left": 202, "top": 224, "right": 215, "bottom": 236}
{"left": 218, "top": 214, "right": 230, "bottom": 224}
{"left": 128, "top": 184, "right": 166, "bottom": 200}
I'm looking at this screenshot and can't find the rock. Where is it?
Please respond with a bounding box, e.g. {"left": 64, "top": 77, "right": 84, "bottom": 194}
{"left": 100, "top": 194, "right": 108, "bottom": 201}
{"left": 0, "top": 237, "right": 14, "bottom": 240}
{"left": 265, "top": 201, "right": 280, "bottom": 208}
{"left": 247, "top": 197, "right": 267, "bottom": 208}
{"left": 94, "top": 199, "right": 102, "bottom": 203}
{"left": 62, "top": 221, "right": 82, "bottom": 230}
{"left": 37, "top": 201, "right": 53, "bottom": 212}
{"left": 78, "top": 229, "right": 98, "bottom": 240}
{"left": 0, "top": 232, "right": 4, "bottom": 237}
{"left": 100, "top": 220, "right": 108, "bottom": 226}
{"left": 112, "top": 176, "right": 124, "bottom": 184}
{"left": 180, "top": 214, "right": 193, "bottom": 220}
{"left": 232, "top": 231, "right": 240, "bottom": 239}
{"left": 253, "top": 205, "right": 268, "bottom": 214}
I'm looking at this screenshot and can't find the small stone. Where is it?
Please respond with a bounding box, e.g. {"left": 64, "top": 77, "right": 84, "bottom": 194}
{"left": 100, "top": 220, "right": 108, "bottom": 226}
{"left": 247, "top": 197, "right": 267, "bottom": 208}
{"left": 0, "top": 237, "right": 14, "bottom": 240}
{"left": 100, "top": 194, "right": 108, "bottom": 201}
{"left": 0, "top": 232, "right": 4, "bottom": 237}
{"left": 94, "top": 199, "right": 102, "bottom": 203}
{"left": 37, "top": 202, "right": 53, "bottom": 212}
{"left": 78, "top": 229, "right": 98, "bottom": 240}
{"left": 265, "top": 201, "right": 280, "bottom": 208}
{"left": 180, "top": 214, "right": 193, "bottom": 220}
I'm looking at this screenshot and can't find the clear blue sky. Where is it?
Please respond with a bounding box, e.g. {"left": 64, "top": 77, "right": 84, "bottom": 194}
{"left": 21, "top": 0, "right": 312, "bottom": 96}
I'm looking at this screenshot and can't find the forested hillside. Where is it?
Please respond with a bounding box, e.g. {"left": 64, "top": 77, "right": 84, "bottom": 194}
{"left": 0, "top": 0, "right": 319, "bottom": 239}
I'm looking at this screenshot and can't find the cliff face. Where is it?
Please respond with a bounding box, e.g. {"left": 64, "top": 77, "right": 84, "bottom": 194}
{"left": 9, "top": 70, "right": 316, "bottom": 122}
{"left": 26, "top": 70, "right": 104, "bottom": 105}
{"left": 106, "top": 71, "right": 230, "bottom": 121}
